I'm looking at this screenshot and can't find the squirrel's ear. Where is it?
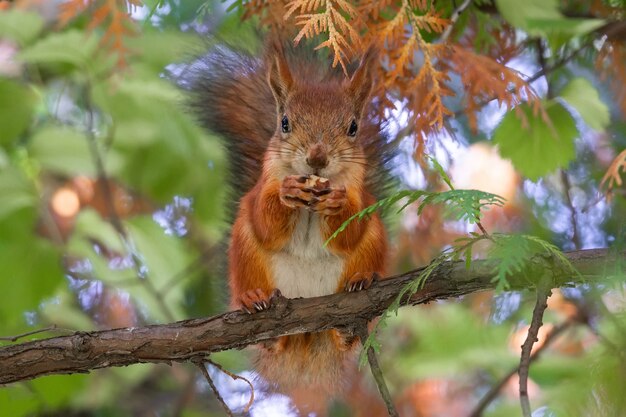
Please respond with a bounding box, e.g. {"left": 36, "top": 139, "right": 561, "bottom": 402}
{"left": 348, "top": 44, "right": 378, "bottom": 116}
{"left": 266, "top": 42, "right": 294, "bottom": 112}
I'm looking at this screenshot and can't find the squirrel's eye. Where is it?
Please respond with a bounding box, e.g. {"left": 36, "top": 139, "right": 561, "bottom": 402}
{"left": 347, "top": 119, "right": 358, "bottom": 137}
{"left": 281, "top": 115, "right": 290, "bottom": 133}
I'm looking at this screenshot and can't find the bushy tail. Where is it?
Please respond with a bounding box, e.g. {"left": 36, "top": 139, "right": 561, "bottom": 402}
{"left": 186, "top": 45, "right": 276, "bottom": 203}
{"left": 255, "top": 333, "right": 354, "bottom": 404}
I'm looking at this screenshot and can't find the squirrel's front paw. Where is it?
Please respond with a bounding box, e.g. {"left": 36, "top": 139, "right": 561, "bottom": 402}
{"left": 280, "top": 175, "right": 315, "bottom": 208}
{"left": 279, "top": 175, "right": 329, "bottom": 209}
{"left": 313, "top": 185, "right": 347, "bottom": 216}
{"left": 238, "top": 288, "right": 282, "bottom": 314}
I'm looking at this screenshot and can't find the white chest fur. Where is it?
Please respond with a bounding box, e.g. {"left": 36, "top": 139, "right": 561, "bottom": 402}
{"left": 270, "top": 209, "right": 345, "bottom": 298}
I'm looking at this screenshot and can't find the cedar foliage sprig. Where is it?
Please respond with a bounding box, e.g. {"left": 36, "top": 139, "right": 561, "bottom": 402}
{"left": 237, "top": 0, "right": 541, "bottom": 147}
{"left": 286, "top": 0, "right": 362, "bottom": 72}
{"left": 350, "top": 156, "right": 581, "bottom": 368}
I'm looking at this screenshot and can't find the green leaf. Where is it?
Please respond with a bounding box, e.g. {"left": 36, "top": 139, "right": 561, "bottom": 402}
{"left": 388, "top": 304, "right": 513, "bottom": 378}
{"left": 31, "top": 374, "right": 90, "bottom": 408}
{"left": 0, "top": 211, "right": 64, "bottom": 331}
{"left": 418, "top": 189, "right": 505, "bottom": 224}
{"left": 126, "top": 216, "right": 191, "bottom": 320}
{"left": 487, "top": 233, "right": 581, "bottom": 290}
{"left": 29, "top": 125, "right": 93, "bottom": 175}
{"left": 359, "top": 251, "right": 451, "bottom": 368}
{"left": 29, "top": 125, "right": 122, "bottom": 176}
{"left": 465, "top": 245, "right": 472, "bottom": 270}
{"left": 425, "top": 154, "right": 454, "bottom": 190}
{"left": 0, "top": 148, "right": 7, "bottom": 168}
{"left": 493, "top": 101, "right": 578, "bottom": 180}
{"left": 521, "top": 234, "right": 581, "bottom": 279}
{"left": 526, "top": 17, "right": 605, "bottom": 37}
{"left": 0, "top": 165, "right": 36, "bottom": 221}
{"left": 488, "top": 234, "right": 539, "bottom": 290}
{"left": 72, "top": 209, "right": 126, "bottom": 255}
{"left": 0, "top": 10, "right": 44, "bottom": 46}
{"left": 0, "top": 373, "right": 90, "bottom": 416}
{"left": 39, "top": 288, "right": 95, "bottom": 331}
{"left": 0, "top": 384, "right": 37, "bottom": 417}
{"left": 18, "top": 30, "right": 99, "bottom": 69}
{"left": 324, "top": 190, "right": 418, "bottom": 245}
{"left": 496, "top": 0, "right": 604, "bottom": 48}
{"left": 560, "top": 78, "right": 610, "bottom": 131}
{"left": 0, "top": 79, "right": 37, "bottom": 146}
{"left": 327, "top": 189, "right": 505, "bottom": 244}
{"left": 127, "top": 29, "right": 203, "bottom": 71}
{"left": 495, "top": 0, "right": 604, "bottom": 37}
{"left": 495, "top": 0, "right": 561, "bottom": 30}
{"left": 68, "top": 213, "right": 193, "bottom": 322}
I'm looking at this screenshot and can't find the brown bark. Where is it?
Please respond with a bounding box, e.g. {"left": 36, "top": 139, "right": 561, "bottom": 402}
{"left": 0, "top": 248, "right": 619, "bottom": 385}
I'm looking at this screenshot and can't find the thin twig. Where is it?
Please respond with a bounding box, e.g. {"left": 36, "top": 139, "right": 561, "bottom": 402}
{"left": 452, "top": 40, "right": 592, "bottom": 118}
{"left": 357, "top": 325, "right": 399, "bottom": 417}
{"left": 206, "top": 358, "right": 255, "bottom": 413}
{"left": 440, "top": 0, "right": 473, "bottom": 42}
{"left": 560, "top": 170, "right": 582, "bottom": 250}
{"left": 0, "top": 325, "right": 71, "bottom": 342}
{"left": 476, "top": 221, "right": 490, "bottom": 238}
{"left": 141, "top": 0, "right": 162, "bottom": 27}
{"left": 519, "top": 278, "right": 552, "bottom": 417}
{"left": 193, "top": 358, "right": 235, "bottom": 417}
{"left": 526, "top": 41, "right": 593, "bottom": 85}
{"left": 535, "top": 39, "right": 552, "bottom": 99}
{"left": 469, "top": 320, "right": 573, "bottom": 417}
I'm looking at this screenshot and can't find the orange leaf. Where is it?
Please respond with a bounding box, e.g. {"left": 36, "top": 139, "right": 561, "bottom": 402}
{"left": 601, "top": 149, "right": 626, "bottom": 193}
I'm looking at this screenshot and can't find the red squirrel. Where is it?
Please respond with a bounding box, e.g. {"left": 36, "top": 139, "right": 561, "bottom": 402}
{"left": 189, "top": 41, "right": 391, "bottom": 401}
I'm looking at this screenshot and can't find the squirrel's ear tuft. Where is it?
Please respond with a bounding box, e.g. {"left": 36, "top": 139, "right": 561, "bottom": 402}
{"left": 266, "top": 41, "right": 294, "bottom": 112}
{"left": 348, "top": 44, "right": 378, "bottom": 116}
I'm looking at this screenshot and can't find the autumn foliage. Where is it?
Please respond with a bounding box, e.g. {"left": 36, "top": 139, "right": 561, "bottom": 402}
{"left": 16, "top": 0, "right": 625, "bottom": 162}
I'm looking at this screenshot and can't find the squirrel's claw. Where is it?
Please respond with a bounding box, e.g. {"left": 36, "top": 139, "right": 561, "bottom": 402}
{"left": 238, "top": 288, "right": 277, "bottom": 314}
{"left": 345, "top": 272, "right": 380, "bottom": 292}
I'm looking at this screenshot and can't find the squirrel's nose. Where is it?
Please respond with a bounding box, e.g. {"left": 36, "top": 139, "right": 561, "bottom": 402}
{"left": 306, "top": 142, "right": 328, "bottom": 169}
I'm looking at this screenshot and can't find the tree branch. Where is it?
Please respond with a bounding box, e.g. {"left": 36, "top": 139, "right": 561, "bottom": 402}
{"left": 0, "top": 248, "right": 620, "bottom": 386}
{"left": 194, "top": 358, "right": 235, "bottom": 417}
{"left": 358, "top": 325, "right": 399, "bottom": 417}
{"left": 469, "top": 319, "right": 574, "bottom": 417}
{"left": 440, "top": 0, "right": 473, "bottom": 42}
{"left": 518, "top": 278, "right": 552, "bottom": 417}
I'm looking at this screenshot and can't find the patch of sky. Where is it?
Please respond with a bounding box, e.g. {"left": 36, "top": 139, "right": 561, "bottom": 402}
{"left": 196, "top": 368, "right": 299, "bottom": 417}
{"left": 153, "top": 195, "right": 193, "bottom": 237}
{"left": 491, "top": 291, "right": 522, "bottom": 324}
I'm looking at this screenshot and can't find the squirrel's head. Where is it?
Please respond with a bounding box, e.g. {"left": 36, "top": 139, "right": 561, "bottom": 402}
{"left": 265, "top": 43, "right": 377, "bottom": 183}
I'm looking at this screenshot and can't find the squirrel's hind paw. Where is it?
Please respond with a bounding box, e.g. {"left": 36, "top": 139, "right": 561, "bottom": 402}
{"left": 238, "top": 288, "right": 282, "bottom": 314}
{"left": 344, "top": 272, "right": 380, "bottom": 292}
